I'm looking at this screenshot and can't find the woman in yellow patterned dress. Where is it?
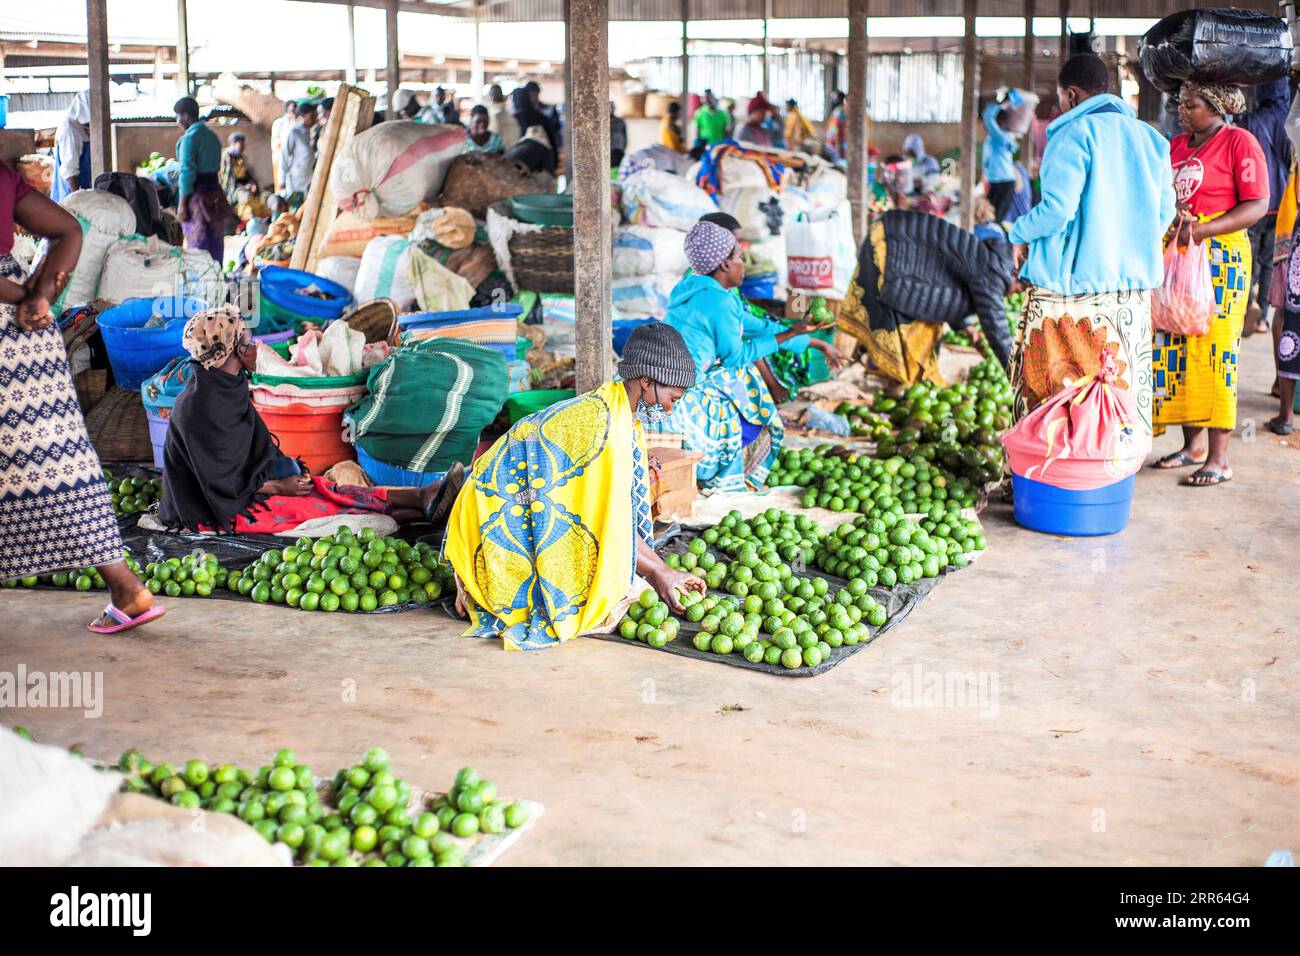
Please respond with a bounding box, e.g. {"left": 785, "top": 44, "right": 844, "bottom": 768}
{"left": 1151, "top": 83, "right": 1269, "bottom": 486}
{"left": 445, "top": 324, "right": 705, "bottom": 651}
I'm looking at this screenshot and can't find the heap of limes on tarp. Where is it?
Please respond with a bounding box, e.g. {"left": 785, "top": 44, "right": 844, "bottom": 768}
{"left": 0, "top": 549, "right": 145, "bottom": 591}
{"left": 115, "top": 746, "right": 529, "bottom": 867}
{"left": 226, "top": 525, "right": 454, "bottom": 612}
{"left": 142, "top": 553, "right": 227, "bottom": 598}
{"left": 103, "top": 469, "right": 163, "bottom": 517}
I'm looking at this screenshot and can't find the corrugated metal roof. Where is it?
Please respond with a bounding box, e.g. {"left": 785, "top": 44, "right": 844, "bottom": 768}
{"left": 473, "top": 0, "right": 1279, "bottom": 22}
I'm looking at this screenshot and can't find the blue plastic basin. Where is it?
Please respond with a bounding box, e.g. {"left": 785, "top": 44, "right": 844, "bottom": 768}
{"left": 97, "top": 295, "right": 207, "bottom": 390}
{"left": 1012, "top": 472, "right": 1135, "bottom": 537}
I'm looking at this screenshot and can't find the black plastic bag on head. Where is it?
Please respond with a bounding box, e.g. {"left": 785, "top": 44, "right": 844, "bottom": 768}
{"left": 1138, "top": 9, "right": 1291, "bottom": 96}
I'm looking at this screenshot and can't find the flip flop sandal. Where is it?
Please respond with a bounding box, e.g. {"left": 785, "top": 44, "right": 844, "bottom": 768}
{"left": 87, "top": 602, "right": 167, "bottom": 635}
{"left": 1150, "top": 451, "right": 1206, "bottom": 469}
{"left": 422, "top": 461, "right": 466, "bottom": 529}
{"left": 1181, "top": 468, "right": 1232, "bottom": 487}
{"left": 1266, "top": 418, "right": 1294, "bottom": 436}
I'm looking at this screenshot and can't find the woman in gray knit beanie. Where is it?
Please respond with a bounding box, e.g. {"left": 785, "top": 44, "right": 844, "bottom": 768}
{"left": 443, "top": 320, "right": 706, "bottom": 648}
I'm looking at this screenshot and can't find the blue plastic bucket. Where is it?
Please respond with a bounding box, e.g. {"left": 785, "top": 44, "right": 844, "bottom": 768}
{"left": 613, "top": 317, "right": 657, "bottom": 354}
{"left": 98, "top": 296, "right": 207, "bottom": 390}
{"left": 1012, "top": 472, "right": 1135, "bottom": 537}
{"left": 355, "top": 445, "right": 444, "bottom": 488}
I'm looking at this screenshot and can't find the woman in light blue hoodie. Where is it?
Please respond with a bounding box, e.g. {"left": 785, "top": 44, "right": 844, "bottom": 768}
{"left": 1007, "top": 54, "right": 1175, "bottom": 447}
{"left": 655, "top": 221, "right": 817, "bottom": 492}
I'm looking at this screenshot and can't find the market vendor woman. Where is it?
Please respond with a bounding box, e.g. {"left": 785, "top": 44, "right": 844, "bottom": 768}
{"left": 446, "top": 324, "right": 706, "bottom": 651}
{"left": 657, "top": 220, "right": 820, "bottom": 491}
{"left": 159, "top": 307, "right": 464, "bottom": 534}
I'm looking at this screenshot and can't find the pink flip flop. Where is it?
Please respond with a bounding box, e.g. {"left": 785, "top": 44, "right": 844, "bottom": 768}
{"left": 86, "top": 603, "right": 167, "bottom": 634}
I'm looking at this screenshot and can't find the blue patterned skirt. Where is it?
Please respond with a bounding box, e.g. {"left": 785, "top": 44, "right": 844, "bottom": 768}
{"left": 0, "top": 254, "right": 123, "bottom": 579}
{"left": 656, "top": 363, "right": 784, "bottom": 493}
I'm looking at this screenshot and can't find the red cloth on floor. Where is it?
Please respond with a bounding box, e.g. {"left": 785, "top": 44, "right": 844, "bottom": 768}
{"left": 208, "top": 477, "right": 390, "bottom": 534}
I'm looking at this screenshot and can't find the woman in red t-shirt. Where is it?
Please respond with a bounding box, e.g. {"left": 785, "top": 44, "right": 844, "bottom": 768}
{"left": 1150, "top": 83, "right": 1269, "bottom": 486}
{"left": 0, "top": 160, "right": 165, "bottom": 632}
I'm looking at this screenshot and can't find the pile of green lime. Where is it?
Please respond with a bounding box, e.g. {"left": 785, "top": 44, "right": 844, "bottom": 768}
{"left": 872, "top": 359, "right": 1012, "bottom": 485}
{"left": 814, "top": 510, "right": 985, "bottom": 586}
{"left": 663, "top": 536, "right": 722, "bottom": 584}
{"left": 117, "top": 747, "right": 321, "bottom": 834}
{"left": 114, "top": 746, "right": 528, "bottom": 867}
{"left": 768, "top": 445, "right": 982, "bottom": 515}
{"left": 103, "top": 469, "right": 163, "bottom": 517}
{"left": 143, "top": 553, "right": 227, "bottom": 598}
{"left": 617, "top": 589, "right": 680, "bottom": 648}
{"left": 833, "top": 402, "right": 893, "bottom": 440}
{"left": 226, "top": 525, "right": 453, "bottom": 612}
{"left": 1, "top": 549, "right": 145, "bottom": 591}
{"left": 701, "top": 507, "right": 821, "bottom": 565}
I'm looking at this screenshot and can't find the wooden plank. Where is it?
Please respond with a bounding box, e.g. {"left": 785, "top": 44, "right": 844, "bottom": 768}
{"left": 289, "top": 84, "right": 374, "bottom": 274}
{"left": 569, "top": 0, "right": 613, "bottom": 393}
{"left": 960, "top": 0, "right": 979, "bottom": 231}
{"left": 86, "top": 0, "right": 113, "bottom": 178}
{"left": 846, "top": 0, "right": 869, "bottom": 247}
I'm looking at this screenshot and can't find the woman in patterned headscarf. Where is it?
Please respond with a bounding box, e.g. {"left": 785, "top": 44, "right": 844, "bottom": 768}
{"left": 159, "top": 307, "right": 465, "bottom": 535}
{"left": 653, "top": 221, "right": 817, "bottom": 491}
{"left": 1150, "top": 81, "right": 1268, "bottom": 486}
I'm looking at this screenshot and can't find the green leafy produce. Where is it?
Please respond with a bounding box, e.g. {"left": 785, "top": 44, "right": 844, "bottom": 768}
{"left": 227, "top": 525, "right": 454, "bottom": 612}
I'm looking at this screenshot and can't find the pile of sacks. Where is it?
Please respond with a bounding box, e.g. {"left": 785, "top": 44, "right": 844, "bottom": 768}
{"left": 305, "top": 121, "right": 496, "bottom": 315}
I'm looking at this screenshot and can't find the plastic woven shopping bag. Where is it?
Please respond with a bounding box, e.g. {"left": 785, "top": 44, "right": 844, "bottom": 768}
{"left": 1152, "top": 239, "right": 1213, "bottom": 336}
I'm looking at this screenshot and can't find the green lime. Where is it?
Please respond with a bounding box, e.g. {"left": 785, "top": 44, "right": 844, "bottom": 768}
{"left": 451, "top": 812, "right": 479, "bottom": 838}
{"left": 503, "top": 802, "right": 528, "bottom": 828}
{"left": 268, "top": 766, "right": 296, "bottom": 792}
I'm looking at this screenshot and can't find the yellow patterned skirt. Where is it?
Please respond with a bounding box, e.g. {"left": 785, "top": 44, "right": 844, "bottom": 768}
{"left": 1151, "top": 228, "right": 1250, "bottom": 433}
{"left": 444, "top": 380, "right": 653, "bottom": 651}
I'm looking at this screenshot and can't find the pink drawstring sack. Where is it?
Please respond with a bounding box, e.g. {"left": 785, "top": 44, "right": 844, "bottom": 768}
{"left": 1001, "top": 353, "right": 1150, "bottom": 491}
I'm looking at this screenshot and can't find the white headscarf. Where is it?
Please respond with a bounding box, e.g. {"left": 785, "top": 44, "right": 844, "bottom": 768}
{"left": 56, "top": 91, "right": 92, "bottom": 183}
{"left": 392, "top": 88, "right": 417, "bottom": 114}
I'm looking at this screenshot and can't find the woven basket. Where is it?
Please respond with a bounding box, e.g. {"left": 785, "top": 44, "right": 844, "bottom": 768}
{"left": 343, "top": 299, "right": 398, "bottom": 344}
{"left": 86, "top": 386, "right": 154, "bottom": 463}
{"left": 489, "top": 200, "right": 573, "bottom": 293}
{"left": 438, "top": 153, "right": 556, "bottom": 220}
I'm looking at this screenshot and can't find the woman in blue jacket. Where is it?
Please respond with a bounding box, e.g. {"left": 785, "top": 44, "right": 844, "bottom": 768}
{"left": 656, "top": 220, "right": 816, "bottom": 491}
{"left": 1008, "top": 54, "right": 1175, "bottom": 446}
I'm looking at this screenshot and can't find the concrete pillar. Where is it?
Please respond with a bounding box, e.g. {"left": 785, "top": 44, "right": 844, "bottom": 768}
{"left": 1060, "top": 0, "right": 1070, "bottom": 67}
{"left": 386, "top": 0, "right": 400, "bottom": 116}
{"left": 568, "top": 0, "right": 613, "bottom": 393}
{"left": 846, "top": 0, "right": 869, "bottom": 247}
{"left": 176, "top": 0, "right": 189, "bottom": 97}
{"left": 960, "top": 0, "right": 979, "bottom": 230}
{"left": 679, "top": 7, "right": 690, "bottom": 132}
{"left": 1021, "top": 0, "right": 1036, "bottom": 176}
{"left": 471, "top": 6, "right": 485, "bottom": 98}
{"left": 87, "top": 0, "right": 113, "bottom": 177}
{"left": 563, "top": 0, "right": 574, "bottom": 184}
{"left": 1023, "top": 0, "right": 1035, "bottom": 92}
{"left": 346, "top": 3, "right": 358, "bottom": 86}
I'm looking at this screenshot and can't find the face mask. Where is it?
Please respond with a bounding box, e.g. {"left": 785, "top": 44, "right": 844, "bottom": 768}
{"left": 634, "top": 384, "right": 670, "bottom": 426}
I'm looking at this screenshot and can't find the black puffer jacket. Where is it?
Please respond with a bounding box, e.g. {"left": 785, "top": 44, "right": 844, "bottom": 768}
{"left": 865, "top": 209, "right": 1014, "bottom": 366}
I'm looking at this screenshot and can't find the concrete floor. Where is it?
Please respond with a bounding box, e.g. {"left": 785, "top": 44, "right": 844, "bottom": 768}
{"left": 3, "top": 333, "right": 1297, "bottom": 866}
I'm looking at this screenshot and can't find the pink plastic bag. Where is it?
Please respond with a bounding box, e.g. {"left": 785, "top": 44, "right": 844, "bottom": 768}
{"left": 1152, "top": 239, "right": 1213, "bottom": 336}
{"left": 1001, "top": 354, "right": 1151, "bottom": 491}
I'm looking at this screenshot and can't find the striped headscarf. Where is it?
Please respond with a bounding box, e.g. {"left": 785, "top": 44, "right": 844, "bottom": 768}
{"left": 1182, "top": 81, "right": 1247, "bottom": 118}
